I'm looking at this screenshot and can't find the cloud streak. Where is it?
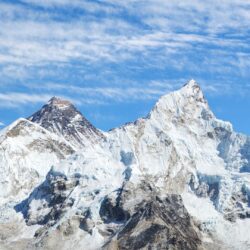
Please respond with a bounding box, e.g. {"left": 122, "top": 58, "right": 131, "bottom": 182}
{"left": 0, "top": 1, "right": 249, "bottom": 68}
{"left": 0, "top": 0, "right": 249, "bottom": 128}
{"left": 1, "top": 78, "right": 248, "bottom": 109}
{"left": 0, "top": 92, "right": 85, "bottom": 108}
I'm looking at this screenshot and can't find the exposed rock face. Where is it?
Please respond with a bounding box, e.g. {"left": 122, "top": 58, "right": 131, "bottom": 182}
{"left": 102, "top": 183, "right": 202, "bottom": 250}
{"left": 1, "top": 80, "right": 250, "bottom": 250}
{"left": 115, "top": 196, "right": 201, "bottom": 250}
{"left": 99, "top": 196, "right": 130, "bottom": 224}
{"left": 28, "top": 97, "right": 104, "bottom": 148}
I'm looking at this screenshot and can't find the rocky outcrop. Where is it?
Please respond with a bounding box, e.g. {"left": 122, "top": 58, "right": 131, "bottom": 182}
{"left": 98, "top": 181, "right": 202, "bottom": 250}
{"left": 104, "top": 194, "right": 201, "bottom": 250}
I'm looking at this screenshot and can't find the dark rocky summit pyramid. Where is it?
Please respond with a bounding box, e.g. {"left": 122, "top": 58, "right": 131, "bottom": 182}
{"left": 28, "top": 97, "right": 104, "bottom": 148}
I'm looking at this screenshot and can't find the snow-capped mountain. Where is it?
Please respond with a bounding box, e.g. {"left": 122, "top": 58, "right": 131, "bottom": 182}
{"left": 0, "top": 80, "right": 250, "bottom": 250}
{"left": 28, "top": 97, "right": 104, "bottom": 148}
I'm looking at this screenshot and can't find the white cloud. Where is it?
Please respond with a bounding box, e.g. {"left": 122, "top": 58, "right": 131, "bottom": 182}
{"left": 0, "top": 78, "right": 248, "bottom": 111}
{"left": 18, "top": 81, "right": 181, "bottom": 103}
{"left": 0, "top": 0, "right": 249, "bottom": 108}
{"left": 8, "top": 78, "right": 246, "bottom": 106}
{"left": 0, "top": 1, "right": 249, "bottom": 68}
{"left": 0, "top": 93, "right": 54, "bottom": 107}
{"left": 0, "top": 92, "right": 83, "bottom": 107}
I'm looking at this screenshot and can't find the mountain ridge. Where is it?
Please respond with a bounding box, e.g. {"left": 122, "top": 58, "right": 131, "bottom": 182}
{"left": 0, "top": 80, "right": 250, "bottom": 250}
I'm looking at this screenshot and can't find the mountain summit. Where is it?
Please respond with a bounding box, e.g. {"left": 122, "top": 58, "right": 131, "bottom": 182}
{"left": 47, "top": 96, "right": 74, "bottom": 110}
{"left": 28, "top": 97, "right": 104, "bottom": 148}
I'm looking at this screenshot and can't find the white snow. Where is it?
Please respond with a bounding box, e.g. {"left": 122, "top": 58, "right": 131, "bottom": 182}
{"left": 1, "top": 80, "right": 250, "bottom": 249}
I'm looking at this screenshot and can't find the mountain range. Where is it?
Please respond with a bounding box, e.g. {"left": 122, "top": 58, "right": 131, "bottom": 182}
{"left": 0, "top": 80, "right": 249, "bottom": 250}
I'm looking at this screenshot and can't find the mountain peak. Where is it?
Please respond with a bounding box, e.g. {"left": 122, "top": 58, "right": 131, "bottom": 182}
{"left": 48, "top": 96, "right": 73, "bottom": 109}
{"left": 28, "top": 97, "right": 104, "bottom": 148}
{"left": 150, "top": 79, "right": 212, "bottom": 123}
{"left": 181, "top": 79, "right": 203, "bottom": 97}
{"left": 155, "top": 79, "right": 205, "bottom": 107}
{"left": 183, "top": 79, "right": 198, "bottom": 88}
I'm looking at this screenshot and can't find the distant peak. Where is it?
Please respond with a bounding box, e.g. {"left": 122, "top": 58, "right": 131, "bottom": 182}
{"left": 28, "top": 96, "right": 104, "bottom": 147}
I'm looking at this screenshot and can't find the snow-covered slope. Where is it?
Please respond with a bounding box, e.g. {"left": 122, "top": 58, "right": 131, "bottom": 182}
{"left": 107, "top": 80, "right": 250, "bottom": 249}
{"left": 0, "top": 80, "right": 250, "bottom": 250}
{"left": 0, "top": 118, "right": 75, "bottom": 203}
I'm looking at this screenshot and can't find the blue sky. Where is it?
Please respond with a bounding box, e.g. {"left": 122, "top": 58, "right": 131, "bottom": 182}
{"left": 0, "top": 0, "right": 250, "bottom": 134}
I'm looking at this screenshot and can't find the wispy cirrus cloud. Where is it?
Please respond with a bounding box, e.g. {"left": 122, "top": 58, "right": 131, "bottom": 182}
{"left": 0, "top": 0, "right": 250, "bottom": 131}
{"left": 2, "top": 78, "right": 248, "bottom": 109}
{"left": 0, "top": 92, "right": 83, "bottom": 108}
{"left": 0, "top": 0, "right": 249, "bottom": 68}
{"left": 0, "top": 93, "right": 56, "bottom": 107}
{"left": 12, "top": 81, "right": 179, "bottom": 103}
